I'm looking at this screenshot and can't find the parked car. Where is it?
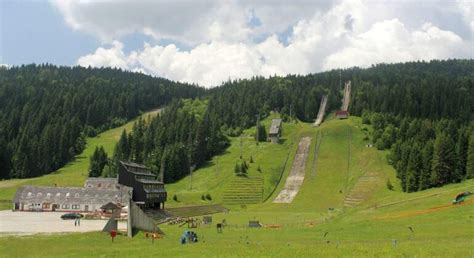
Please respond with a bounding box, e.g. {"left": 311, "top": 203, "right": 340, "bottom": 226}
{"left": 60, "top": 213, "right": 83, "bottom": 220}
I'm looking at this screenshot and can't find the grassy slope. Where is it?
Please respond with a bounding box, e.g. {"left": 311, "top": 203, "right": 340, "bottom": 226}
{"left": 0, "top": 110, "right": 160, "bottom": 210}
{"left": 0, "top": 114, "right": 473, "bottom": 257}
{"left": 165, "top": 112, "right": 314, "bottom": 206}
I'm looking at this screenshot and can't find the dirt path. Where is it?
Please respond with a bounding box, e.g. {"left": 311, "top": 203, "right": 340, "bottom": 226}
{"left": 273, "top": 137, "right": 311, "bottom": 203}
{"left": 373, "top": 198, "right": 474, "bottom": 220}
{"left": 314, "top": 95, "right": 328, "bottom": 126}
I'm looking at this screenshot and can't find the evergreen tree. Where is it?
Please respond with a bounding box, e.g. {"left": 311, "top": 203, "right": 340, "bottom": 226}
{"left": 466, "top": 133, "right": 474, "bottom": 179}
{"left": 256, "top": 124, "right": 267, "bottom": 142}
{"left": 89, "top": 146, "right": 108, "bottom": 177}
{"left": 431, "top": 133, "right": 456, "bottom": 186}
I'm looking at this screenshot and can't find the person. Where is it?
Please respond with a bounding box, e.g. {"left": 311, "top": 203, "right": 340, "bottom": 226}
{"left": 74, "top": 218, "right": 77, "bottom": 227}
{"left": 77, "top": 217, "right": 80, "bottom": 226}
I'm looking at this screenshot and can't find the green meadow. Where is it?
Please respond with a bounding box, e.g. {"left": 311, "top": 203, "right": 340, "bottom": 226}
{"left": 0, "top": 113, "right": 473, "bottom": 257}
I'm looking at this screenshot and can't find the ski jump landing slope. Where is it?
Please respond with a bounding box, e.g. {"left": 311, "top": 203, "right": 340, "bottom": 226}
{"left": 273, "top": 137, "right": 312, "bottom": 203}
{"left": 314, "top": 95, "right": 328, "bottom": 127}
{"left": 341, "top": 81, "right": 351, "bottom": 111}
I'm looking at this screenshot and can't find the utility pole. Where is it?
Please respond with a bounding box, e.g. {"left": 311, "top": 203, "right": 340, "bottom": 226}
{"left": 189, "top": 164, "right": 196, "bottom": 191}
{"left": 289, "top": 104, "right": 293, "bottom": 122}
{"left": 240, "top": 135, "right": 243, "bottom": 160}
{"left": 339, "top": 69, "right": 342, "bottom": 90}
{"left": 255, "top": 113, "right": 260, "bottom": 145}
{"left": 159, "top": 157, "right": 165, "bottom": 183}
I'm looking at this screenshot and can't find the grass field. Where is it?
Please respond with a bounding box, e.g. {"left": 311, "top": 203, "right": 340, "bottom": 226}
{"left": 0, "top": 113, "right": 473, "bottom": 257}
{"left": 0, "top": 109, "right": 160, "bottom": 210}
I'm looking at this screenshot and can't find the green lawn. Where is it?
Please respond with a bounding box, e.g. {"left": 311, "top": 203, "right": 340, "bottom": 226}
{"left": 1, "top": 114, "right": 473, "bottom": 257}
{"left": 165, "top": 112, "right": 315, "bottom": 207}
{"left": 0, "top": 110, "right": 160, "bottom": 210}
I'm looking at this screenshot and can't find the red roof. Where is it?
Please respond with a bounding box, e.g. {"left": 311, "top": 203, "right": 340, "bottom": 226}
{"left": 336, "top": 110, "right": 349, "bottom": 115}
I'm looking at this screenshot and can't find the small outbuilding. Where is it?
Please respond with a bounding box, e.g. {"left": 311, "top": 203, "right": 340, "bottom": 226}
{"left": 268, "top": 118, "right": 282, "bottom": 144}
{"left": 336, "top": 110, "right": 349, "bottom": 119}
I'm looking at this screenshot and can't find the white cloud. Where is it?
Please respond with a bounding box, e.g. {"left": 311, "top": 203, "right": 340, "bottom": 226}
{"left": 77, "top": 41, "right": 128, "bottom": 69}
{"left": 63, "top": 0, "right": 473, "bottom": 87}
{"left": 323, "top": 20, "right": 466, "bottom": 70}
{"left": 457, "top": 0, "right": 474, "bottom": 34}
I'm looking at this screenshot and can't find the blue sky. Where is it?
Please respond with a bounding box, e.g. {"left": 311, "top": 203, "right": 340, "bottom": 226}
{"left": 1, "top": 0, "right": 473, "bottom": 87}
{"left": 1, "top": 0, "right": 96, "bottom": 65}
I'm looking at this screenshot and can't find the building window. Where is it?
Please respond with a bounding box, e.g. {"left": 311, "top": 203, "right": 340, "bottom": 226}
{"left": 46, "top": 193, "right": 51, "bottom": 198}
{"left": 66, "top": 193, "right": 70, "bottom": 197}
{"left": 56, "top": 193, "right": 61, "bottom": 197}
{"left": 37, "top": 193, "right": 42, "bottom": 197}
{"left": 72, "top": 204, "right": 80, "bottom": 209}
{"left": 27, "top": 192, "right": 32, "bottom": 197}
{"left": 62, "top": 204, "right": 69, "bottom": 209}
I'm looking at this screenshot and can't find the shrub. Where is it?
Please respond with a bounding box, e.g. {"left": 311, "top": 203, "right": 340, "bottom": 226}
{"left": 205, "top": 193, "right": 212, "bottom": 200}
{"left": 173, "top": 194, "right": 178, "bottom": 202}
{"left": 386, "top": 179, "right": 394, "bottom": 191}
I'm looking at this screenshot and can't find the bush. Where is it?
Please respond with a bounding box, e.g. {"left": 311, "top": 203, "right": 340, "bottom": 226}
{"left": 234, "top": 163, "right": 241, "bottom": 175}
{"left": 257, "top": 165, "right": 261, "bottom": 172}
{"left": 386, "top": 179, "right": 394, "bottom": 191}
{"left": 201, "top": 194, "right": 205, "bottom": 201}
{"left": 205, "top": 193, "right": 212, "bottom": 200}
{"left": 173, "top": 194, "right": 178, "bottom": 202}
{"left": 250, "top": 156, "right": 254, "bottom": 163}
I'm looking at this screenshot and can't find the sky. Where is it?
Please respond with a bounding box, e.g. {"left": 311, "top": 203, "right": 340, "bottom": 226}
{"left": 1, "top": 0, "right": 473, "bottom": 87}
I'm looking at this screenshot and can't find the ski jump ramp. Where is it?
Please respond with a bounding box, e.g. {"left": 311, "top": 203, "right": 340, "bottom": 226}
{"left": 341, "top": 81, "right": 351, "bottom": 111}
{"left": 314, "top": 95, "right": 328, "bottom": 127}
{"left": 273, "top": 137, "right": 311, "bottom": 203}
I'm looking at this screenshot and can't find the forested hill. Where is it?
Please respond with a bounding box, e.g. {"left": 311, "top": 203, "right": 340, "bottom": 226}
{"left": 0, "top": 64, "right": 204, "bottom": 179}
{"left": 349, "top": 59, "right": 474, "bottom": 120}
{"left": 110, "top": 60, "right": 473, "bottom": 192}
{"left": 202, "top": 59, "right": 474, "bottom": 192}
{"left": 2, "top": 60, "right": 473, "bottom": 192}
{"left": 206, "top": 59, "right": 473, "bottom": 129}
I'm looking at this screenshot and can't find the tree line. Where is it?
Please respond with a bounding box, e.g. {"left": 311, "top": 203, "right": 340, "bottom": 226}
{"left": 363, "top": 112, "right": 473, "bottom": 192}
{"left": 96, "top": 99, "right": 229, "bottom": 183}
{"left": 0, "top": 64, "right": 204, "bottom": 179}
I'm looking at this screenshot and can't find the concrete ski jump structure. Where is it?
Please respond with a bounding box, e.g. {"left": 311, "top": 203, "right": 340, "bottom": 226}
{"left": 314, "top": 95, "right": 328, "bottom": 127}
{"left": 273, "top": 137, "right": 311, "bottom": 203}
{"left": 341, "top": 81, "right": 351, "bottom": 111}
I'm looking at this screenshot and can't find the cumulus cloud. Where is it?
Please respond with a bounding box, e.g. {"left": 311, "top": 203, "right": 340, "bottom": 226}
{"left": 56, "top": 0, "right": 474, "bottom": 87}
{"left": 77, "top": 41, "right": 128, "bottom": 69}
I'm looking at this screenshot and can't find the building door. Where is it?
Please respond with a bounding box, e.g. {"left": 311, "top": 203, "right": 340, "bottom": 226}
{"left": 85, "top": 205, "right": 89, "bottom": 212}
